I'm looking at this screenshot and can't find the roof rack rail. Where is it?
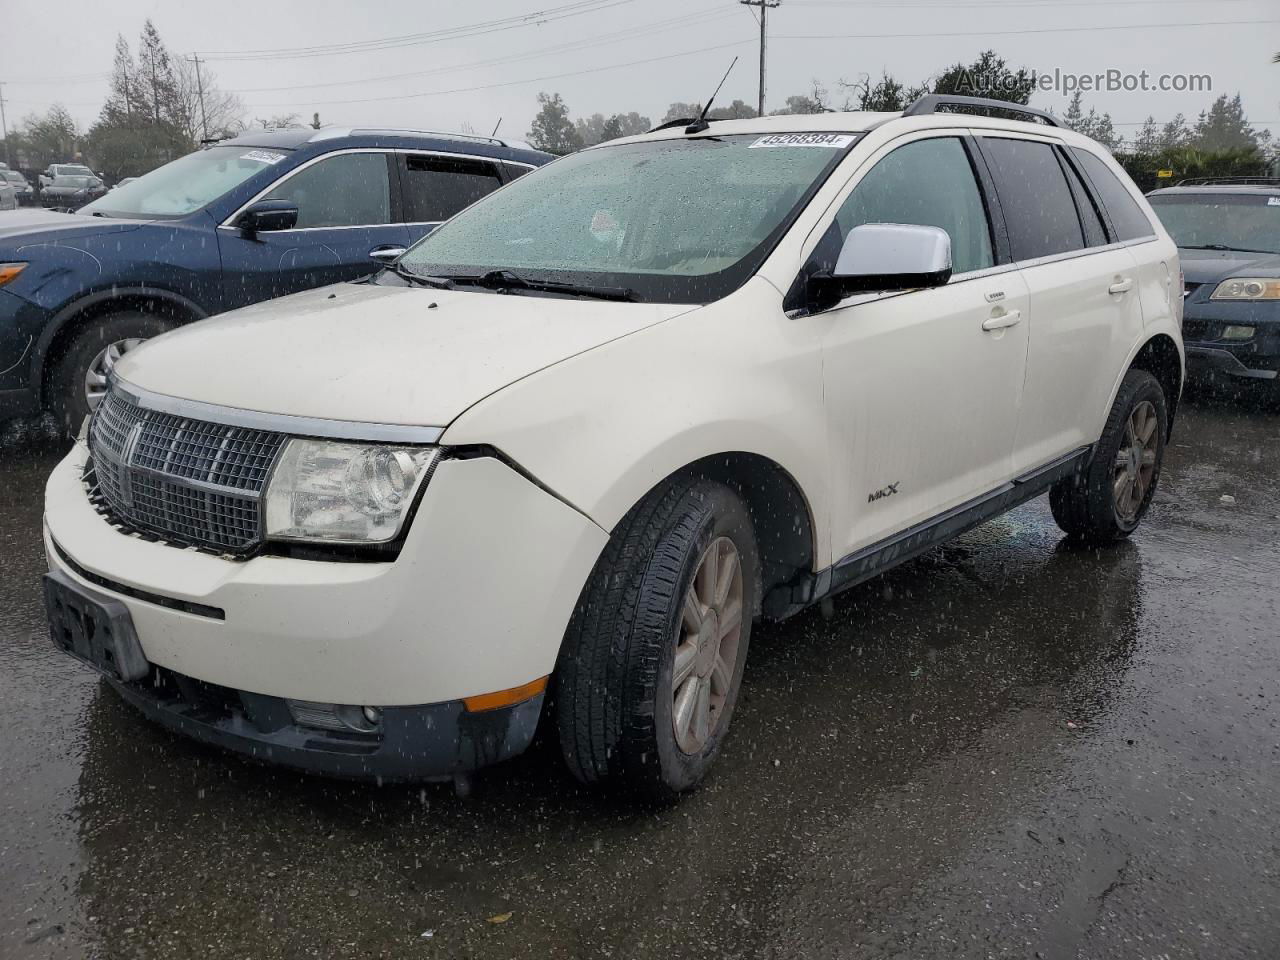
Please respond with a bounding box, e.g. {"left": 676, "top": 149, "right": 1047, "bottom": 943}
{"left": 333, "top": 126, "right": 510, "bottom": 147}
{"left": 1172, "top": 176, "right": 1280, "bottom": 187}
{"left": 903, "top": 94, "right": 1063, "bottom": 128}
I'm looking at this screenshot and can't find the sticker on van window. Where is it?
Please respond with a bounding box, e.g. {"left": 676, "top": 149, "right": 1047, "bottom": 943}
{"left": 240, "top": 150, "right": 287, "bottom": 165}
{"left": 749, "top": 133, "right": 856, "bottom": 149}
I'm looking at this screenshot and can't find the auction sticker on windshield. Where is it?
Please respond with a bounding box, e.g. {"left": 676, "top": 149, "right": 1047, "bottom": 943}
{"left": 240, "top": 150, "right": 287, "bottom": 165}
{"left": 750, "top": 133, "right": 856, "bottom": 149}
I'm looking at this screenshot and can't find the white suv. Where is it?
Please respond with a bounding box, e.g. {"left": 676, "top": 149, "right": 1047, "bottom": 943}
{"left": 43, "top": 97, "right": 1183, "bottom": 798}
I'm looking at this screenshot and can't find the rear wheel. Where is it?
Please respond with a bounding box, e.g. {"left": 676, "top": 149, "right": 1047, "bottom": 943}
{"left": 1050, "top": 369, "right": 1168, "bottom": 543}
{"left": 48, "top": 311, "right": 174, "bottom": 436}
{"left": 555, "top": 478, "right": 758, "bottom": 800}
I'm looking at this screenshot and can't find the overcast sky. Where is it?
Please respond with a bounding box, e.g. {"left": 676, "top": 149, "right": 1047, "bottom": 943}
{"left": 1, "top": 0, "right": 1277, "bottom": 145}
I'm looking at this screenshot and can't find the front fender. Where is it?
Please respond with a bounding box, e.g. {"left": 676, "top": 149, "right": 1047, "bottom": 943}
{"left": 441, "top": 277, "right": 834, "bottom": 566}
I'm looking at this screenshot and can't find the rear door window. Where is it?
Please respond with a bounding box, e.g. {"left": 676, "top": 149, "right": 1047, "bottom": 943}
{"left": 1058, "top": 150, "right": 1108, "bottom": 247}
{"left": 981, "top": 137, "right": 1085, "bottom": 260}
{"left": 399, "top": 154, "right": 504, "bottom": 224}
{"left": 1071, "top": 147, "right": 1156, "bottom": 241}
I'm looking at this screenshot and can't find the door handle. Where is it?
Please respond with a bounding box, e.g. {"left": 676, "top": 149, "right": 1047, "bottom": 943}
{"left": 981, "top": 309, "right": 1022, "bottom": 332}
{"left": 369, "top": 246, "right": 407, "bottom": 264}
{"left": 1108, "top": 277, "right": 1134, "bottom": 295}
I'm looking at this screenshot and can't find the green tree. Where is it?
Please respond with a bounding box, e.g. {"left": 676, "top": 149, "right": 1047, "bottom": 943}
{"left": 12, "top": 106, "right": 81, "bottom": 168}
{"left": 932, "top": 50, "right": 1033, "bottom": 105}
{"left": 847, "top": 71, "right": 926, "bottom": 111}
{"left": 608, "top": 112, "right": 652, "bottom": 137}
{"left": 774, "top": 94, "right": 821, "bottom": 115}
{"left": 84, "top": 23, "right": 234, "bottom": 179}
{"left": 1132, "top": 116, "right": 1160, "bottom": 155}
{"left": 1192, "top": 93, "right": 1264, "bottom": 153}
{"left": 1061, "top": 92, "right": 1120, "bottom": 151}
{"left": 136, "top": 19, "right": 182, "bottom": 128}
{"left": 1158, "top": 113, "right": 1192, "bottom": 151}
{"left": 706, "top": 99, "right": 758, "bottom": 120}
{"left": 574, "top": 113, "right": 608, "bottom": 147}
{"left": 662, "top": 102, "right": 704, "bottom": 123}
{"left": 528, "top": 92, "right": 583, "bottom": 154}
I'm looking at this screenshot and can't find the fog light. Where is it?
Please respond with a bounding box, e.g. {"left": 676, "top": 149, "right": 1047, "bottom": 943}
{"left": 1222, "top": 324, "right": 1255, "bottom": 341}
{"left": 288, "top": 700, "right": 382, "bottom": 733}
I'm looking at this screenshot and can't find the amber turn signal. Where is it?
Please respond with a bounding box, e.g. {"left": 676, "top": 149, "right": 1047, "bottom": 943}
{"left": 463, "top": 676, "right": 548, "bottom": 713}
{"left": 0, "top": 263, "right": 28, "bottom": 287}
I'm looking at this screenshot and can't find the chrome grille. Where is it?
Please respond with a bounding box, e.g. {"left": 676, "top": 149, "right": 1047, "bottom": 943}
{"left": 88, "top": 386, "right": 287, "bottom": 553}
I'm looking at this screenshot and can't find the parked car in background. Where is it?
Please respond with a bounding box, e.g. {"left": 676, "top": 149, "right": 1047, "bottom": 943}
{"left": 39, "top": 163, "right": 96, "bottom": 189}
{"left": 0, "top": 127, "right": 552, "bottom": 432}
{"left": 40, "top": 97, "right": 1183, "bottom": 797}
{"left": 1147, "top": 178, "right": 1280, "bottom": 397}
{"left": 3, "top": 170, "right": 36, "bottom": 205}
{"left": 40, "top": 175, "right": 107, "bottom": 210}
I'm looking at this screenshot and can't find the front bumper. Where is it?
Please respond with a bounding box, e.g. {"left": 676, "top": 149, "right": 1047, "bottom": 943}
{"left": 1181, "top": 303, "right": 1280, "bottom": 381}
{"left": 1184, "top": 344, "right": 1279, "bottom": 381}
{"left": 44, "top": 442, "right": 608, "bottom": 778}
{"left": 106, "top": 666, "right": 544, "bottom": 781}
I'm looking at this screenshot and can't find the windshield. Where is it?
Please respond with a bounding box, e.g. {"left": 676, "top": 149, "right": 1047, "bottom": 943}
{"left": 80, "top": 144, "right": 291, "bottom": 219}
{"left": 53, "top": 176, "right": 94, "bottom": 187}
{"left": 1148, "top": 193, "right": 1280, "bottom": 255}
{"left": 397, "top": 133, "right": 858, "bottom": 303}
{"left": 4, "top": 172, "right": 24, "bottom": 183}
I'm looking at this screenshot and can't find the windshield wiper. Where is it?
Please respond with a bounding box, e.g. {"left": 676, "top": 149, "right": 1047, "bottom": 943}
{"left": 391, "top": 262, "right": 455, "bottom": 289}
{"left": 458, "top": 269, "right": 636, "bottom": 302}
{"left": 1180, "top": 243, "right": 1279, "bottom": 255}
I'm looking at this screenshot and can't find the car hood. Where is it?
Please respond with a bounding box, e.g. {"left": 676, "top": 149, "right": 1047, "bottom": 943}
{"left": 115, "top": 281, "right": 696, "bottom": 428}
{"left": 1180, "top": 247, "right": 1280, "bottom": 284}
{"left": 0, "top": 207, "right": 141, "bottom": 244}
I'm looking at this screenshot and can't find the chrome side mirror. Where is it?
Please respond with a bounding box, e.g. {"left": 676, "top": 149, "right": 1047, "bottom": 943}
{"left": 807, "top": 223, "right": 953, "bottom": 312}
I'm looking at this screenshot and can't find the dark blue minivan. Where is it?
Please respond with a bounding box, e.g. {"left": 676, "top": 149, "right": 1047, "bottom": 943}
{"left": 0, "top": 127, "right": 552, "bottom": 432}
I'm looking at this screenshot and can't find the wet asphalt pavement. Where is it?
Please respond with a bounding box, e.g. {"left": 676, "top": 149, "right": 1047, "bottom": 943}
{"left": 1, "top": 393, "right": 1277, "bottom": 960}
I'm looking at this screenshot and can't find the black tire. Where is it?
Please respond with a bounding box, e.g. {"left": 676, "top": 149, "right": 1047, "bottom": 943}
{"left": 1050, "top": 368, "right": 1168, "bottom": 543}
{"left": 48, "top": 311, "right": 174, "bottom": 437}
{"left": 555, "top": 478, "right": 759, "bottom": 801}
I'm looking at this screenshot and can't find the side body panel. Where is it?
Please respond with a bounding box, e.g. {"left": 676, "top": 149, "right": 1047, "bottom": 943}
{"left": 441, "top": 276, "right": 834, "bottom": 564}
{"left": 1010, "top": 246, "right": 1146, "bottom": 473}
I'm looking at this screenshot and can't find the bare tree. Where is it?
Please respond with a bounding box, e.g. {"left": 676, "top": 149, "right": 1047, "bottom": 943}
{"left": 174, "top": 59, "right": 246, "bottom": 141}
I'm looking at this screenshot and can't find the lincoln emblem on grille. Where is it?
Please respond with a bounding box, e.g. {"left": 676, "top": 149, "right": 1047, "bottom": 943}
{"left": 117, "top": 419, "right": 146, "bottom": 510}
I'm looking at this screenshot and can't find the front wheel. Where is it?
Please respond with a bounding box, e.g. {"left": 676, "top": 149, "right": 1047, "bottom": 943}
{"left": 48, "top": 311, "right": 174, "bottom": 437}
{"left": 555, "top": 478, "right": 758, "bottom": 800}
{"left": 1050, "top": 368, "right": 1168, "bottom": 543}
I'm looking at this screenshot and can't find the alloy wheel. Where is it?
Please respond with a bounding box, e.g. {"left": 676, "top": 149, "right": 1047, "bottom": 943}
{"left": 672, "top": 536, "right": 744, "bottom": 755}
{"left": 84, "top": 338, "right": 145, "bottom": 411}
{"left": 1112, "top": 399, "right": 1158, "bottom": 522}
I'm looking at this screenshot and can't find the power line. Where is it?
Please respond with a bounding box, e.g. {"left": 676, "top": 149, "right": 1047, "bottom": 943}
{"left": 248, "top": 38, "right": 757, "bottom": 108}
{"left": 788, "top": 0, "right": 1264, "bottom": 5}
{"left": 198, "top": 0, "right": 635, "bottom": 61}
{"left": 226, "top": 6, "right": 737, "bottom": 94}
{"left": 776, "top": 17, "right": 1280, "bottom": 39}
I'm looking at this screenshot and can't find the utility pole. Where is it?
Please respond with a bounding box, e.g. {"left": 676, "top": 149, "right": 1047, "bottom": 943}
{"left": 739, "top": 0, "right": 780, "bottom": 117}
{"left": 187, "top": 54, "right": 209, "bottom": 141}
{"left": 0, "top": 82, "right": 10, "bottom": 167}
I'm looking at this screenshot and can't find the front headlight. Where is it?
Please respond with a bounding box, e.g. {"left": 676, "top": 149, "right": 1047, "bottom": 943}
{"left": 265, "top": 439, "right": 440, "bottom": 544}
{"left": 1210, "top": 278, "right": 1280, "bottom": 301}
